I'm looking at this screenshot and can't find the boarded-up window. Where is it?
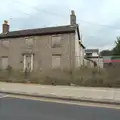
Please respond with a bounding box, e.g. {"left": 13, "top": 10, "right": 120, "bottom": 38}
{"left": 2, "top": 40, "right": 9, "bottom": 47}
{"left": 52, "top": 55, "right": 61, "bottom": 68}
{"left": 1, "top": 56, "right": 8, "bottom": 69}
{"left": 52, "top": 35, "right": 61, "bottom": 48}
{"left": 25, "top": 38, "right": 33, "bottom": 46}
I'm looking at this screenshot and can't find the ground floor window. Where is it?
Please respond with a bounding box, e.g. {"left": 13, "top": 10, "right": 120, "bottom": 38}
{"left": 0, "top": 56, "right": 8, "bottom": 69}
{"left": 52, "top": 54, "right": 61, "bottom": 68}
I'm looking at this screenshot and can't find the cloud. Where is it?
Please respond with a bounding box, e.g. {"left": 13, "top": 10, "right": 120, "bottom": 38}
{"left": 0, "top": 0, "right": 120, "bottom": 50}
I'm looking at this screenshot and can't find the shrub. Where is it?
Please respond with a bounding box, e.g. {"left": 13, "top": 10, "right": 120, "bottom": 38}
{"left": 0, "top": 67, "right": 119, "bottom": 88}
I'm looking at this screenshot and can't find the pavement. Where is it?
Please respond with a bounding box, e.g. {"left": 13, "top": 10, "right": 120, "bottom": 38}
{"left": 0, "top": 94, "right": 120, "bottom": 120}
{"left": 0, "top": 82, "right": 120, "bottom": 104}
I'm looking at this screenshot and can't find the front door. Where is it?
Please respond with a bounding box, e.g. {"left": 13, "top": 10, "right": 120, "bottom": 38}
{"left": 26, "top": 55, "right": 31, "bottom": 72}
{"left": 23, "top": 54, "right": 33, "bottom": 72}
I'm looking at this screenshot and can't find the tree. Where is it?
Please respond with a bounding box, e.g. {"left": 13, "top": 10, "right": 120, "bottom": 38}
{"left": 100, "top": 50, "right": 112, "bottom": 56}
{"left": 112, "top": 37, "right": 120, "bottom": 55}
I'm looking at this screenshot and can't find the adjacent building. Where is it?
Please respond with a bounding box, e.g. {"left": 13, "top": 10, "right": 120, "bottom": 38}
{"left": 0, "top": 11, "right": 85, "bottom": 72}
{"left": 85, "top": 49, "right": 99, "bottom": 57}
{"left": 85, "top": 49, "right": 103, "bottom": 68}
{"left": 103, "top": 56, "right": 120, "bottom": 68}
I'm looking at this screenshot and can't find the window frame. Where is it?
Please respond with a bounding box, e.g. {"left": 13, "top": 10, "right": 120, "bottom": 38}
{"left": 0, "top": 56, "right": 9, "bottom": 69}
{"left": 51, "top": 35, "right": 62, "bottom": 48}
{"left": 2, "top": 39, "right": 9, "bottom": 47}
{"left": 52, "top": 54, "right": 61, "bottom": 68}
{"left": 25, "top": 37, "right": 34, "bottom": 46}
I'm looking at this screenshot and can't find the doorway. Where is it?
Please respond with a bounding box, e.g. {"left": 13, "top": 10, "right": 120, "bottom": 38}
{"left": 23, "top": 54, "right": 33, "bottom": 72}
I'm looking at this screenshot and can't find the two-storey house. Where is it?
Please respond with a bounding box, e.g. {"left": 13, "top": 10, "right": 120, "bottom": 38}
{"left": 0, "top": 11, "right": 85, "bottom": 71}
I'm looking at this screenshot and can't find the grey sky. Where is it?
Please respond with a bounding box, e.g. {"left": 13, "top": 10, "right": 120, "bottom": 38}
{"left": 0, "top": 0, "right": 120, "bottom": 51}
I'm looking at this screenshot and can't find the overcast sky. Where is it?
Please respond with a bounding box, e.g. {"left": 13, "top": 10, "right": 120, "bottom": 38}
{"left": 0, "top": 0, "right": 120, "bottom": 51}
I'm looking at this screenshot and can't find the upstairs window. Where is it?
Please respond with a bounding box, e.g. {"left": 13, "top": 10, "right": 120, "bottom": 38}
{"left": 2, "top": 40, "right": 9, "bottom": 47}
{"left": 25, "top": 38, "right": 33, "bottom": 46}
{"left": 52, "top": 35, "right": 62, "bottom": 48}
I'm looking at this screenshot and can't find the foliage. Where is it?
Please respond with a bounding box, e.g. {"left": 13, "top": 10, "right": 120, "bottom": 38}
{"left": 112, "top": 37, "right": 120, "bottom": 55}
{"left": 100, "top": 50, "right": 112, "bottom": 56}
{"left": 100, "top": 37, "right": 120, "bottom": 57}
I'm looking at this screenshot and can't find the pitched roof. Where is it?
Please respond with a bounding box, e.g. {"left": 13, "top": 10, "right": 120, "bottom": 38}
{"left": 0, "top": 25, "right": 76, "bottom": 39}
{"left": 85, "top": 49, "right": 99, "bottom": 53}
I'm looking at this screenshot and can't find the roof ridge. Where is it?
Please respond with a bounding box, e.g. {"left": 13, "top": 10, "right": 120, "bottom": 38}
{"left": 0, "top": 24, "right": 76, "bottom": 39}
{"left": 9, "top": 24, "right": 72, "bottom": 33}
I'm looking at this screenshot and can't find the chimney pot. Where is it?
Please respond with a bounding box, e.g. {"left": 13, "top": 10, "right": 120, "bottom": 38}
{"left": 2, "top": 20, "right": 9, "bottom": 34}
{"left": 4, "top": 20, "right": 8, "bottom": 24}
{"left": 71, "top": 10, "right": 75, "bottom": 15}
{"left": 70, "top": 10, "right": 76, "bottom": 25}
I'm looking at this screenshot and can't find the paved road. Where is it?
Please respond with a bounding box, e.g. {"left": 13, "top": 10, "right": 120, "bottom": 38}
{"left": 0, "top": 96, "right": 120, "bottom": 120}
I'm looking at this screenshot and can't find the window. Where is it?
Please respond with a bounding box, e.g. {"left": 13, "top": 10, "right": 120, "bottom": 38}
{"left": 86, "top": 53, "right": 92, "bottom": 57}
{"left": 0, "top": 56, "right": 8, "bottom": 69}
{"left": 52, "top": 35, "right": 62, "bottom": 48}
{"left": 25, "top": 38, "right": 33, "bottom": 46}
{"left": 2, "top": 40, "right": 9, "bottom": 47}
{"left": 52, "top": 55, "right": 61, "bottom": 68}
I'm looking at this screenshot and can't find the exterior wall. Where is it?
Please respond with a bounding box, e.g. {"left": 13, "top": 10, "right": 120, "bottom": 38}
{"left": 89, "top": 57, "right": 103, "bottom": 68}
{"left": 85, "top": 51, "right": 99, "bottom": 57}
{"left": 80, "top": 44, "right": 84, "bottom": 66}
{"left": 84, "top": 58, "right": 94, "bottom": 68}
{"left": 69, "top": 33, "right": 75, "bottom": 70}
{"left": 90, "top": 60, "right": 94, "bottom": 68}
{"left": 83, "top": 59, "right": 88, "bottom": 67}
{"left": 98, "top": 58, "right": 104, "bottom": 68}
{"left": 50, "top": 33, "right": 75, "bottom": 70}
{"left": 92, "top": 52, "right": 99, "bottom": 56}
{"left": 74, "top": 30, "right": 84, "bottom": 68}
{"left": 75, "top": 34, "right": 80, "bottom": 68}
{"left": 0, "top": 33, "right": 75, "bottom": 71}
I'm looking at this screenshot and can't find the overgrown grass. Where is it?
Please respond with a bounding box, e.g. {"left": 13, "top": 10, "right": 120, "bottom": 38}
{"left": 0, "top": 67, "right": 120, "bottom": 87}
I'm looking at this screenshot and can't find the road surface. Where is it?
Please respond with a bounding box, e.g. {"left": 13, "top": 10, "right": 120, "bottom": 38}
{"left": 0, "top": 94, "right": 120, "bottom": 120}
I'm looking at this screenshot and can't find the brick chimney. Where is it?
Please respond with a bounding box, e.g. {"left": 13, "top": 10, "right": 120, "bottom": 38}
{"left": 70, "top": 10, "right": 76, "bottom": 25}
{"left": 2, "top": 20, "right": 9, "bottom": 34}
